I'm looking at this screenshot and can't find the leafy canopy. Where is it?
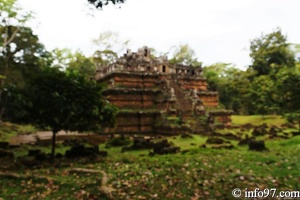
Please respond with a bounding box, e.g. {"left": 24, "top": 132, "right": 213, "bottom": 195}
{"left": 0, "top": 0, "right": 44, "bottom": 120}
{"left": 169, "top": 44, "right": 202, "bottom": 67}
{"left": 249, "top": 28, "right": 295, "bottom": 76}
{"left": 203, "top": 63, "right": 251, "bottom": 114}
{"left": 19, "top": 67, "right": 118, "bottom": 133}
{"left": 92, "top": 31, "right": 130, "bottom": 68}
{"left": 87, "top": 0, "right": 125, "bottom": 9}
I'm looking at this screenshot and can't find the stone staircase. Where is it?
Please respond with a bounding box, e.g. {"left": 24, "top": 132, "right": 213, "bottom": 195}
{"left": 160, "top": 76, "right": 209, "bottom": 134}
{"left": 169, "top": 77, "right": 193, "bottom": 117}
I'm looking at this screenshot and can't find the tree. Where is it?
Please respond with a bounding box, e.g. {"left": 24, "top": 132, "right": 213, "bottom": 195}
{"left": 46, "top": 48, "right": 97, "bottom": 79}
{"left": 46, "top": 48, "right": 73, "bottom": 70}
{"left": 0, "top": 26, "right": 46, "bottom": 84}
{"left": 274, "top": 61, "right": 300, "bottom": 131}
{"left": 169, "top": 44, "right": 202, "bottom": 66}
{"left": 247, "top": 75, "right": 278, "bottom": 115}
{"left": 16, "top": 67, "right": 118, "bottom": 159}
{"left": 0, "top": 0, "right": 46, "bottom": 120}
{"left": 203, "top": 63, "right": 230, "bottom": 91}
{"left": 276, "top": 67, "right": 300, "bottom": 111}
{"left": 67, "top": 51, "right": 96, "bottom": 79}
{"left": 0, "top": 0, "right": 33, "bottom": 91}
{"left": 203, "top": 63, "right": 251, "bottom": 114}
{"left": 92, "top": 31, "right": 129, "bottom": 68}
{"left": 0, "top": 26, "right": 47, "bottom": 120}
{"left": 220, "top": 67, "right": 252, "bottom": 114}
{"left": 249, "top": 28, "right": 295, "bottom": 76}
{"left": 87, "top": 0, "right": 125, "bottom": 9}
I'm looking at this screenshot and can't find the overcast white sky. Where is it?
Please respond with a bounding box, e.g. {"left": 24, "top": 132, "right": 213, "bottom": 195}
{"left": 19, "top": 0, "right": 300, "bottom": 69}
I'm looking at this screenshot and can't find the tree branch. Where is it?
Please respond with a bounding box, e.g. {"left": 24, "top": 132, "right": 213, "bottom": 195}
{"left": 3, "top": 26, "right": 19, "bottom": 47}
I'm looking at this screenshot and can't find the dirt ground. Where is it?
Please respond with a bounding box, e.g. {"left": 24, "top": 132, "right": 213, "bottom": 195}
{"left": 8, "top": 131, "right": 93, "bottom": 145}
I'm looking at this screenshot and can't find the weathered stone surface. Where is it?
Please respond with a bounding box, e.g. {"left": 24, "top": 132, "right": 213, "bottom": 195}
{"left": 56, "top": 153, "right": 63, "bottom": 159}
{"left": 154, "top": 126, "right": 191, "bottom": 135}
{"left": 248, "top": 141, "right": 267, "bottom": 151}
{"left": 65, "top": 145, "right": 104, "bottom": 158}
{"left": 0, "top": 142, "right": 9, "bottom": 149}
{"left": 206, "top": 137, "right": 228, "bottom": 144}
{"left": 212, "top": 144, "right": 234, "bottom": 150}
{"left": 223, "top": 132, "right": 240, "bottom": 140}
{"left": 28, "top": 149, "right": 42, "bottom": 157}
{"left": 35, "top": 152, "right": 47, "bottom": 161}
{"left": 292, "top": 131, "right": 300, "bottom": 136}
{"left": 269, "top": 127, "right": 278, "bottom": 136}
{"left": 240, "top": 123, "right": 255, "bottom": 130}
{"left": 238, "top": 137, "right": 253, "bottom": 145}
{"left": 252, "top": 127, "right": 268, "bottom": 136}
{"left": 122, "top": 137, "right": 155, "bottom": 152}
{"left": 96, "top": 47, "right": 232, "bottom": 135}
{"left": 180, "top": 133, "right": 193, "bottom": 139}
{"left": 103, "top": 111, "right": 160, "bottom": 134}
{"left": 105, "top": 136, "right": 131, "bottom": 148}
{"left": 0, "top": 149, "right": 14, "bottom": 158}
{"left": 151, "top": 139, "right": 180, "bottom": 155}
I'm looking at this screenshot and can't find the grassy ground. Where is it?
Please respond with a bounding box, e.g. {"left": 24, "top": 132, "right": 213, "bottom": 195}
{"left": 1, "top": 116, "right": 300, "bottom": 199}
{"left": 0, "top": 122, "right": 36, "bottom": 142}
{"left": 231, "top": 115, "right": 287, "bottom": 126}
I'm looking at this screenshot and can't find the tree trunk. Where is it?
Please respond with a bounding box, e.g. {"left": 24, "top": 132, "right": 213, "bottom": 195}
{"left": 0, "top": 26, "right": 19, "bottom": 121}
{"left": 0, "top": 48, "right": 10, "bottom": 120}
{"left": 51, "top": 130, "right": 57, "bottom": 161}
{"left": 0, "top": 56, "right": 9, "bottom": 121}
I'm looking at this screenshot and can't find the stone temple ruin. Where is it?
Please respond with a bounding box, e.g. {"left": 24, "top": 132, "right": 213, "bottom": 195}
{"left": 95, "top": 46, "right": 232, "bottom": 135}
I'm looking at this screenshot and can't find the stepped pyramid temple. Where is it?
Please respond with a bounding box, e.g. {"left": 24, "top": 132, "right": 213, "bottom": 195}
{"left": 95, "top": 47, "right": 232, "bottom": 135}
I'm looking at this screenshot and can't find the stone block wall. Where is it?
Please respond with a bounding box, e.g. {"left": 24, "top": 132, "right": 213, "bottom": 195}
{"left": 102, "top": 89, "right": 164, "bottom": 109}
{"left": 102, "top": 111, "right": 160, "bottom": 134}
{"left": 178, "top": 77, "right": 207, "bottom": 91}
{"left": 95, "top": 47, "right": 231, "bottom": 134}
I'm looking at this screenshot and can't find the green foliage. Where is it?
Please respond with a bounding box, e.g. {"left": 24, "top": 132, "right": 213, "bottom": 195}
{"left": 46, "top": 48, "right": 73, "bottom": 69}
{"left": 13, "top": 67, "right": 118, "bottom": 157}
{"left": 0, "top": 0, "right": 36, "bottom": 76}
{"left": 67, "top": 51, "right": 96, "bottom": 79}
{"left": 247, "top": 75, "right": 278, "bottom": 115}
{"left": 231, "top": 115, "right": 287, "bottom": 126}
{"left": 203, "top": 62, "right": 229, "bottom": 91}
{"left": 0, "top": 0, "right": 33, "bottom": 29}
{"left": 87, "top": 0, "right": 125, "bottom": 9}
{"left": 203, "top": 63, "right": 251, "bottom": 114}
{"left": 0, "top": 0, "right": 46, "bottom": 120}
{"left": 284, "top": 112, "right": 300, "bottom": 132}
{"left": 203, "top": 28, "right": 300, "bottom": 116}
{"left": 249, "top": 28, "right": 295, "bottom": 76}
{"left": 92, "top": 31, "right": 129, "bottom": 68}
{"left": 0, "top": 122, "right": 36, "bottom": 141}
{"left": 169, "top": 44, "right": 202, "bottom": 66}
{"left": 20, "top": 67, "right": 117, "bottom": 132}
{"left": 275, "top": 67, "right": 300, "bottom": 113}
{"left": 1, "top": 84, "right": 27, "bottom": 121}
{"left": 147, "top": 47, "right": 168, "bottom": 59}
{"left": 93, "top": 49, "right": 118, "bottom": 67}
{"left": 45, "top": 49, "right": 97, "bottom": 79}
{"left": 0, "top": 26, "right": 46, "bottom": 86}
